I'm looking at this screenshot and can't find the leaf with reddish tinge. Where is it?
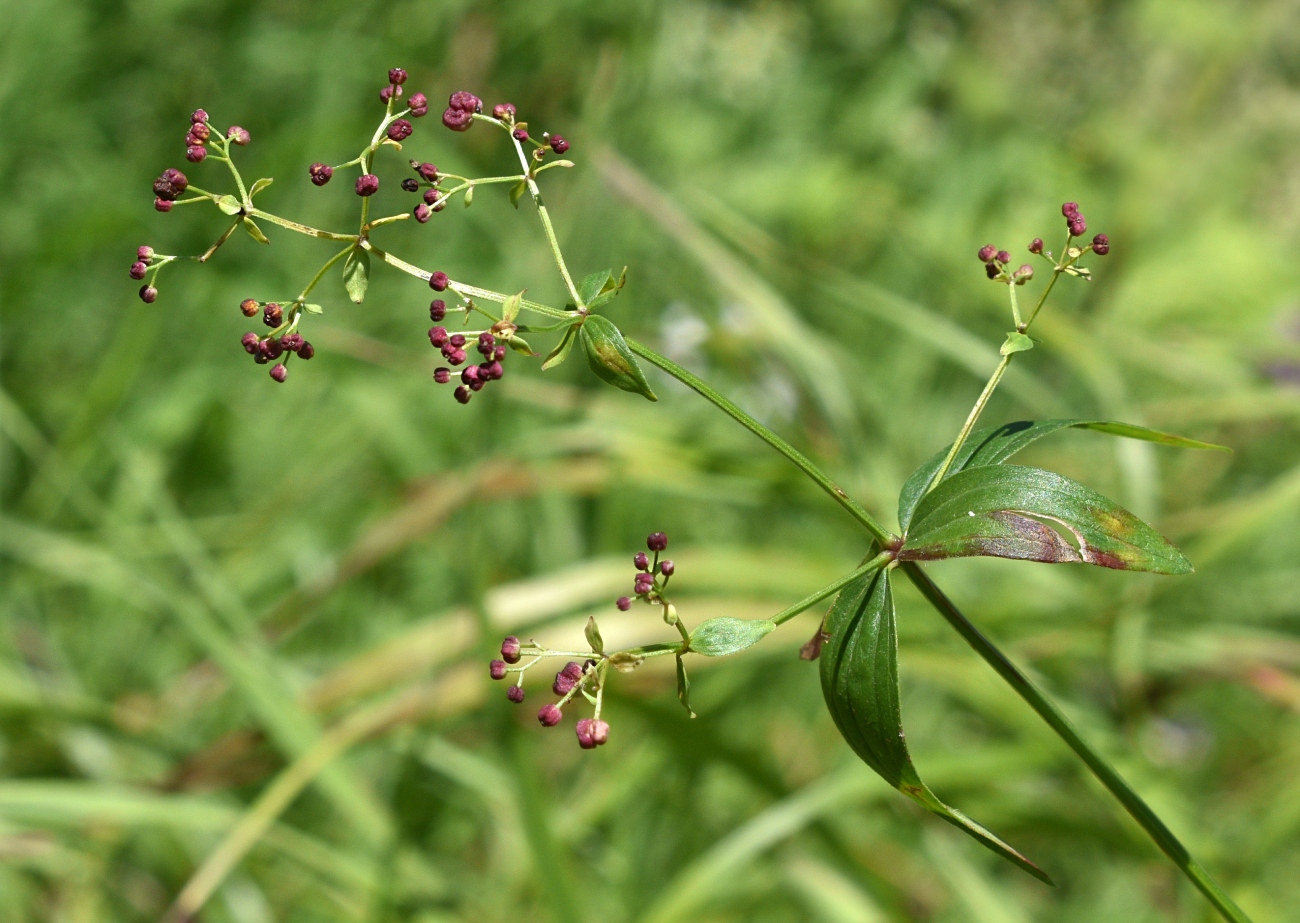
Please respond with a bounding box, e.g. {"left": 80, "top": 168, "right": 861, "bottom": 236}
{"left": 900, "top": 465, "right": 1192, "bottom": 574}
{"left": 820, "top": 567, "right": 1052, "bottom": 883}
{"left": 898, "top": 419, "right": 1227, "bottom": 531}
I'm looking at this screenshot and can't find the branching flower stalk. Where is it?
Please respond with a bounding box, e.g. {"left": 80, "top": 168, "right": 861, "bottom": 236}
{"left": 133, "top": 69, "right": 1249, "bottom": 923}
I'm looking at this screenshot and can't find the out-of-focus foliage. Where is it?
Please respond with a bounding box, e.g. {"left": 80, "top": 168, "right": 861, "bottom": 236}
{"left": 2, "top": 0, "right": 1300, "bottom": 920}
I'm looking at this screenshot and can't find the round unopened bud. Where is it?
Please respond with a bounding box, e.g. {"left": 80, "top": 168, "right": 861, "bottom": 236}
{"left": 538, "top": 704, "right": 562, "bottom": 727}
{"left": 238, "top": 298, "right": 258, "bottom": 316}
{"left": 448, "top": 91, "right": 482, "bottom": 113}
{"left": 634, "top": 552, "right": 649, "bottom": 571}
{"left": 270, "top": 363, "right": 287, "bottom": 383}
{"left": 616, "top": 596, "right": 632, "bottom": 611}
{"left": 978, "top": 244, "right": 997, "bottom": 263}
{"left": 429, "top": 271, "right": 449, "bottom": 291}
{"left": 415, "top": 162, "right": 438, "bottom": 181}
{"left": 659, "top": 559, "right": 675, "bottom": 577}
{"left": 442, "top": 107, "right": 472, "bottom": 131}
{"left": 262, "top": 338, "right": 283, "bottom": 359}
{"left": 430, "top": 299, "right": 446, "bottom": 321}
{"left": 590, "top": 719, "right": 609, "bottom": 745}
{"left": 154, "top": 197, "right": 173, "bottom": 212}
{"left": 401, "top": 178, "right": 419, "bottom": 192}
{"left": 379, "top": 85, "right": 402, "bottom": 103}
{"left": 1091, "top": 233, "right": 1109, "bottom": 255}
{"left": 355, "top": 174, "right": 379, "bottom": 196}
{"left": 227, "top": 126, "right": 251, "bottom": 146}
{"left": 461, "top": 366, "right": 480, "bottom": 385}
{"left": 189, "top": 122, "right": 211, "bottom": 142}
{"left": 489, "top": 660, "right": 508, "bottom": 680}
{"left": 1062, "top": 201, "right": 1079, "bottom": 217}
{"left": 446, "top": 348, "right": 467, "bottom": 366}
{"left": 996, "top": 250, "right": 1011, "bottom": 264}
{"left": 1068, "top": 214, "right": 1087, "bottom": 237}
{"left": 494, "top": 345, "right": 506, "bottom": 361}
{"left": 185, "top": 145, "right": 207, "bottom": 163}
{"left": 388, "top": 67, "right": 408, "bottom": 85}
{"left": 1014, "top": 264, "right": 1034, "bottom": 284}
{"left": 985, "top": 262, "right": 999, "bottom": 279}
{"left": 281, "top": 333, "right": 304, "bottom": 352}
{"left": 552, "top": 673, "right": 576, "bottom": 696}
{"left": 448, "top": 333, "right": 466, "bottom": 349}
{"left": 241, "top": 332, "right": 260, "bottom": 354}
{"left": 634, "top": 573, "right": 655, "bottom": 594}
{"left": 163, "top": 168, "right": 188, "bottom": 192}
{"left": 575, "top": 718, "right": 598, "bottom": 749}
{"left": 549, "top": 135, "right": 569, "bottom": 154}
{"left": 191, "top": 109, "right": 209, "bottom": 124}
{"left": 1028, "top": 238, "right": 1044, "bottom": 254}
{"left": 408, "top": 93, "right": 428, "bottom": 117}
{"left": 137, "top": 246, "right": 154, "bottom": 260}
{"left": 512, "top": 127, "right": 529, "bottom": 142}
{"left": 139, "top": 285, "right": 158, "bottom": 303}
{"left": 562, "top": 662, "right": 583, "bottom": 681}
{"left": 130, "top": 261, "right": 148, "bottom": 280}
{"left": 298, "top": 341, "right": 315, "bottom": 360}
{"left": 414, "top": 203, "right": 431, "bottom": 223}
{"left": 647, "top": 532, "right": 668, "bottom": 552}
{"left": 507, "top": 685, "right": 525, "bottom": 703}
{"left": 433, "top": 367, "right": 451, "bottom": 384}
{"left": 501, "top": 636, "right": 522, "bottom": 664}
{"left": 429, "top": 326, "right": 449, "bottom": 348}
{"left": 263, "top": 303, "right": 283, "bottom": 327}
{"left": 309, "top": 163, "right": 333, "bottom": 186}
{"left": 492, "top": 103, "right": 517, "bottom": 120}
{"left": 387, "top": 119, "right": 413, "bottom": 141}
{"left": 423, "top": 188, "right": 440, "bottom": 205}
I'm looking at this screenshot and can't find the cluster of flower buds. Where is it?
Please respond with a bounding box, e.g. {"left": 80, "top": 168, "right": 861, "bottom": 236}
{"left": 616, "top": 532, "right": 672, "bottom": 611}
{"left": 238, "top": 299, "right": 315, "bottom": 382}
{"left": 130, "top": 246, "right": 161, "bottom": 302}
{"left": 151, "top": 167, "right": 188, "bottom": 212}
{"left": 1061, "top": 202, "right": 1109, "bottom": 255}
{"left": 430, "top": 322, "right": 507, "bottom": 404}
{"left": 483, "top": 98, "right": 573, "bottom": 161}
{"left": 441, "top": 91, "right": 483, "bottom": 131}
{"left": 402, "top": 161, "right": 444, "bottom": 222}
{"left": 488, "top": 636, "right": 611, "bottom": 749}
{"left": 977, "top": 244, "right": 1034, "bottom": 285}
{"left": 181, "top": 109, "right": 250, "bottom": 165}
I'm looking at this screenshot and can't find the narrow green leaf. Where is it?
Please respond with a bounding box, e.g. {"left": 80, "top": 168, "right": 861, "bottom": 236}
{"left": 242, "top": 217, "right": 269, "bottom": 244}
{"left": 577, "top": 269, "right": 615, "bottom": 306}
{"left": 821, "top": 568, "right": 1051, "bottom": 884}
{"left": 689, "top": 617, "right": 775, "bottom": 656}
{"left": 579, "top": 316, "right": 657, "bottom": 401}
{"left": 301, "top": 303, "right": 324, "bottom": 315}
{"left": 675, "top": 655, "right": 696, "bottom": 718}
{"left": 217, "top": 194, "right": 242, "bottom": 216}
{"left": 898, "top": 420, "right": 1230, "bottom": 531}
{"left": 249, "top": 177, "right": 273, "bottom": 197}
{"left": 901, "top": 465, "right": 1192, "bottom": 574}
{"left": 464, "top": 184, "right": 475, "bottom": 207}
{"left": 505, "top": 333, "right": 535, "bottom": 356}
{"left": 342, "top": 248, "right": 369, "bottom": 304}
{"left": 541, "top": 325, "right": 579, "bottom": 370}
{"left": 509, "top": 180, "right": 527, "bottom": 209}
{"left": 535, "top": 159, "right": 575, "bottom": 174}
{"left": 502, "top": 291, "right": 523, "bottom": 324}
{"left": 584, "top": 616, "right": 604, "bottom": 655}
{"left": 1000, "top": 332, "right": 1034, "bottom": 356}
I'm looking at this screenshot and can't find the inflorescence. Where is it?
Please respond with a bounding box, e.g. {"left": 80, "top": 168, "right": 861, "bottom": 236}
{"left": 978, "top": 201, "right": 1108, "bottom": 285}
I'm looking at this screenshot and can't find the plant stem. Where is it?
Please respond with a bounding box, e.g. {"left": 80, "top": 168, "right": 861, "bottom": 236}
{"left": 248, "top": 209, "right": 357, "bottom": 242}
{"left": 626, "top": 338, "right": 895, "bottom": 545}
{"left": 901, "top": 562, "right": 1252, "bottom": 923}
{"left": 297, "top": 245, "right": 355, "bottom": 302}
{"left": 769, "top": 552, "right": 893, "bottom": 625}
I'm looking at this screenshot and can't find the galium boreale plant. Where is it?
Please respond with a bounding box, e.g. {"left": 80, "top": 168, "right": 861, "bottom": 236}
{"left": 133, "top": 68, "right": 1251, "bottom": 922}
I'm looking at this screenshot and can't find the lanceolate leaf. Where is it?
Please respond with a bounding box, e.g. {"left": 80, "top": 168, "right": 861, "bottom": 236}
{"left": 342, "top": 248, "right": 370, "bottom": 304}
{"left": 901, "top": 465, "right": 1192, "bottom": 574}
{"left": 821, "top": 567, "right": 1051, "bottom": 884}
{"left": 898, "top": 420, "right": 1228, "bottom": 531}
{"left": 689, "top": 617, "right": 774, "bottom": 656}
{"left": 579, "top": 315, "right": 657, "bottom": 401}
{"left": 541, "top": 324, "right": 579, "bottom": 370}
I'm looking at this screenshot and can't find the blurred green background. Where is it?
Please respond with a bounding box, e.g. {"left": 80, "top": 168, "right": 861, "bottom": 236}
{"left": 3, "top": 0, "right": 1300, "bottom": 920}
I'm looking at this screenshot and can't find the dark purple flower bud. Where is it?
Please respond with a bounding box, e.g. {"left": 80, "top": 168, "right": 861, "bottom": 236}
{"left": 423, "top": 188, "right": 440, "bottom": 206}
{"left": 270, "top": 363, "right": 287, "bottom": 383}
{"left": 454, "top": 385, "right": 471, "bottom": 404}
{"left": 1068, "top": 214, "right": 1087, "bottom": 237}
{"left": 575, "top": 718, "right": 598, "bottom": 749}
{"left": 152, "top": 178, "right": 175, "bottom": 200}
{"left": 189, "top": 122, "right": 211, "bottom": 142}
{"left": 538, "top": 704, "right": 562, "bottom": 727}
{"left": 442, "top": 107, "right": 473, "bottom": 131}
{"left": 634, "top": 573, "right": 655, "bottom": 594}
{"left": 191, "top": 109, "right": 209, "bottom": 124}
{"left": 512, "top": 127, "right": 529, "bottom": 142}
{"left": 309, "top": 163, "right": 333, "bottom": 186}
{"left": 415, "top": 162, "right": 438, "bottom": 181}
{"left": 492, "top": 103, "right": 517, "bottom": 120}
{"left": 184, "top": 131, "right": 203, "bottom": 148}
{"left": 985, "top": 262, "right": 999, "bottom": 279}
{"left": 130, "top": 261, "right": 148, "bottom": 280}
{"left": 388, "top": 67, "right": 408, "bottom": 85}
{"left": 137, "top": 246, "right": 154, "bottom": 260}
{"left": 429, "top": 299, "right": 446, "bottom": 321}
{"left": 647, "top": 532, "right": 668, "bottom": 552}
{"left": 355, "top": 174, "right": 379, "bottom": 196}
{"left": 447, "top": 348, "right": 467, "bottom": 366}
{"left": 448, "top": 91, "right": 482, "bottom": 113}
{"left": 489, "top": 659, "right": 508, "bottom": 680}
{"left": 562, "top": 662, "right": 583, "bottom": 681}
{"left": 660, "top": 559, "right": 675, "bottom": 577}
{"left": 263, "top": 303, "right": 283, "bottom": 327}
{"left": 978, "top": 244, "right": 997, "bottom": 263}
{"left": 1029, "top": 238, "right": 1044, "bottom": 254}
{"left": 616, "top": 596, "right": 632, "bottom": 611}
{"left": 996, "top": 250, "right": 1011, "bottom": 264}
{"left": 429, "top": 271, "right": 449, "bottom": 292}
{"left": 185, "top": 145, "right": 207, "bottom": 163}
{"left": 414, "top": 203, "right": 431, "bottom": 223}
{"left": 449, "top": 333, "right": 466, "bottom": 348}
{"left": 549, "top": 135, "right": 569, "bottom": 154}
{"left": 552, "top": 673, "right": 576, "bottom": 696}
{"left": 478, "top": 331, "right": 496, "bottom": 348}
{"left": 591, "top": 719, "right": 609, "bottom": 746}
{"left": 433, "top": 367, "right": 451, "bottom": 384}
{"left": 163, "top": 168, "right": 188, "bottom": 192}
{"left": 254, "top": 351, "right": 269, "bottom": 365}
{"left": 227, "top": 126, "right": 251, "bottom": 146}
{"left": 429, "top": 326, "right": 449, "bottom": 347}
{"left": 461, "top": 365, "right": 481, "bottom": 385}
{"left": 494, "top": 345, "right": 506, "bottom": 361}
{"left": 469, "top": 378, "right": 485, "bottom": 392}
{"left": 507, "top": 685, "right": 525, "bottom": 703}
{"left": 281, "top": 333, "right": 304, "bottom": 352}
{"left": 380, "top": 85, "right": 402, "bottom": 103}
{"left": 501, "top": 636, "right": 522, "bottom": 664}
{"left": 139, "top": 285, "right": 158, "bottom": 303}
{"left": 634, "top": 552, "right": 649, "bottom": 571}
{"left": 1062, "top": 201, "right": 1079, "bottom": 218}
{"left": 387, "top": 119, "right": 413, "bottom": 141}
{"left": 298, "top": 341, "right": 314, "bottom": 360}
{"left": 241, "top": 332, "right": 260, "bottom": 354}
{"left": 262, "top": 338, "right": 284, "bottom": 359}
{"left": 401, "top": 178, "right": 419, "bottom": 192}
{"left": 485, "top": 361, "right": 503, "bottom": 380}
{"left": 154, "top": 197, "right": 173, "bottom": 212}
{"left": 1091, "top": 234, "right": 1109, "bottom": 255}
{"left": 408, "top": 93, "right": 428, "bottom": 117}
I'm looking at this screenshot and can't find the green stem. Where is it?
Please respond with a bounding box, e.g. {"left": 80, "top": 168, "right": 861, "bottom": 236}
{"left": 901, "top": 562, "right": 1252, "bottom": 923}
{"left": 626, "top": 338, "right": 894, "bottom": 545}
{"left": 926, "top": 353, "right": 1012, "bottom": 490}
{"left": 248, "top": 209, "right": 357, "bottom": 242}
{"left": 297, "top": 245, "right": 355, "bottom": 302}
{"left": 198, "top": 219, "right": 242, "bottom": 263}
{"left": 769, "top": 552, "right": 892, "bottom": 626}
